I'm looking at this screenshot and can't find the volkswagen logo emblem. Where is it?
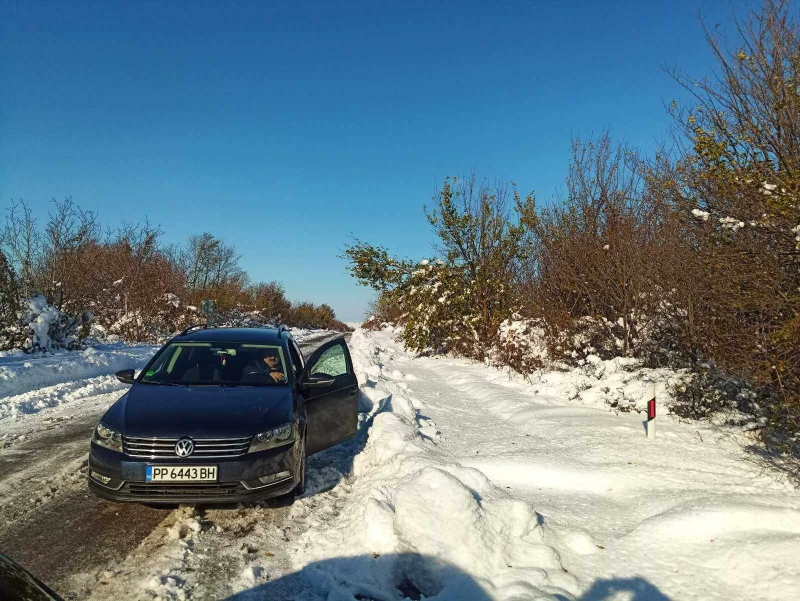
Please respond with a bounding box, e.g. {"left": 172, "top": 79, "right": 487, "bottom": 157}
{"left": 175, "top": 438, "right": 194, "bottom": 458}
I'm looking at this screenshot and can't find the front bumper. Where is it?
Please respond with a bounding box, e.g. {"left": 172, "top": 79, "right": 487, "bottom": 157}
{"left": 88, "top": 437, "right": 301, "bottom": 504}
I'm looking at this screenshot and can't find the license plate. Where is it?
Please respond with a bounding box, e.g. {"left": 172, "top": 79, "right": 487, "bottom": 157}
{"left": 146, "top": 465, "right": 218, "bottom": 482}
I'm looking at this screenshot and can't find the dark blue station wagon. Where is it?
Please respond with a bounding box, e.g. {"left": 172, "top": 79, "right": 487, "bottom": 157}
{"left": 87, "top": 325, "right": 358, "bottom": 504}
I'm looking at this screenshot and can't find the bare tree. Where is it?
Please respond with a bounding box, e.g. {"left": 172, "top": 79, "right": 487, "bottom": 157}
{"left": 112, "top": 220, "right": 164, "bottom": 316}
{"left": 0, "top": 199, "right": 40, "bottom": 298}
{"left": 528, "top": 134, "right": 678, "bottom": 359}
{"left": 40, "top": 197, "right": 101, "bottom": 310}
{"left": 181, "top": 233, "right": 246, "bottom": 299}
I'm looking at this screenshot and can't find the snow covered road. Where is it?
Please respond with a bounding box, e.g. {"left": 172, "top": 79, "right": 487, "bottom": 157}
{"left": 2, "top": 327, "right": 799, "bottom": 600}
{"left": 358, "top": 333, "right": 800, "bottom": 600}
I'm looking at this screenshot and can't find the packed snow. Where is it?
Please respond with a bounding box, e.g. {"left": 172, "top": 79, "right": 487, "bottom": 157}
{"left": 0, "top": 343, "right": 158, "bottom": 422}
{"left": 41, "top": 326, "right": 799, "bottom": 601}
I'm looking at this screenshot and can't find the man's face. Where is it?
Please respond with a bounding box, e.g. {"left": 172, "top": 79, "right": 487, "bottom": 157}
{"left": 264, "top": 355, "right": 279, "bottom": 369}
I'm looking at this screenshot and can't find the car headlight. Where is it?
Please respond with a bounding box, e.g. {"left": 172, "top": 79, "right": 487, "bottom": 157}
{"left": 92, "top": 422, "right": 123, "bottom": 452}
{"left": 249, "top": 423, "right": 295, "bottom": 453}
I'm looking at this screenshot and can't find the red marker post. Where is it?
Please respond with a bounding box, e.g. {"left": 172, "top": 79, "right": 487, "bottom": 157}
{"left": 647, "top": 384, "right": 656, "bottom": 440}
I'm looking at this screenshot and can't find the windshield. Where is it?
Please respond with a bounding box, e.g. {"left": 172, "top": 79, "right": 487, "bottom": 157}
{"left": 139, "top": 342, "right": 289, "bottom": 386}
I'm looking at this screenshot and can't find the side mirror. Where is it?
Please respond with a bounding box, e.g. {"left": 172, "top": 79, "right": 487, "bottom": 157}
{"left": 302, "top": 373, "right": 335, "bottom": 389}
{"left": 115, "top": 369, "right": 136, "bottom": 384}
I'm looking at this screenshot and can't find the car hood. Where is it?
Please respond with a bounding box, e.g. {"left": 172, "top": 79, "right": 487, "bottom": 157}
{"left": 103, "top": 384, "right": 295, "bottom": 438}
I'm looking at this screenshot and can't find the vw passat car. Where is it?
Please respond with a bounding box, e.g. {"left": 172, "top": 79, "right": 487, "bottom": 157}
{"left": 87, "top": 325, "right": 358, "bottom": 504}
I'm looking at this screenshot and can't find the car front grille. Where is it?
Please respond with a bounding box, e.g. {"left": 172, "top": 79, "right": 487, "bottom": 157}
{"left": 125, "top": 482, "right": 244, "bottom": 498}
{"left": 122, "top": 436, "right": 252, "bottom": 459}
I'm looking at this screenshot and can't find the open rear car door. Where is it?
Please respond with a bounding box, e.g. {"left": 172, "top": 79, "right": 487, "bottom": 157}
{"left": 300, "top": 337, "right": 358, "bottom": 455}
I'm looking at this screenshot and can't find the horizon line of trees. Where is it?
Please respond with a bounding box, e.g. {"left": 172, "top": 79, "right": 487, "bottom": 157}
{"left": 345, "top": 1, "right": 800, "bottom": 471}
{"left": 0, "top": 198, "right": 350, "bottom": 350}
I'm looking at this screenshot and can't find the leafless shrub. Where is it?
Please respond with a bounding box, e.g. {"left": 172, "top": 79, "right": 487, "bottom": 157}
{"left": 362, "top": 292, "right": 404, "bottom": 331}
{"left": 0, "top": 198, "right": 348, "bottom": 347}
{"left": 0, "top": 199, "right": 39, "bottom": 299}
{"left": 526, "top": 134, "right": 682, "bottom": 364}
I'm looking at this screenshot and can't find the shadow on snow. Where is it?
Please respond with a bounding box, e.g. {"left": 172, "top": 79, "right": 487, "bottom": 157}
{"left": 225, "top": 552, "right": 672, "bottom": 601}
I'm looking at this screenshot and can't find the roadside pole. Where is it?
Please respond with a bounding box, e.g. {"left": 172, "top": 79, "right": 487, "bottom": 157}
{"left": 647, "top": 383, "right": 656, "bottom": 440}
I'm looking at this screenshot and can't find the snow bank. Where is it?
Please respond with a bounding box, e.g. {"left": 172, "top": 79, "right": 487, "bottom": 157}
{"left": 491, "top": 349, "right": 684, "bottom": 416}
{"left": 0, "top": 343, "right": 157, "bottom": 420}
{"left": 633, "top": 498, "right": 800, "bottom": 540}
{"left": 282, "top": 329, "right": 579, "bottom": 600}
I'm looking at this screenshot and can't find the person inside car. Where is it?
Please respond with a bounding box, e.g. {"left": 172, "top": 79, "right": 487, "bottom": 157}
{"left": 242, "top": 349, "right": 286, "bottom": 383}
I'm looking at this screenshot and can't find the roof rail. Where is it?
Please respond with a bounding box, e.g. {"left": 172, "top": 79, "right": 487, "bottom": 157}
{"left": 276, "top": 324, "right": 290, "bottom": 337}
{"left": 179, "top": 324, "right": 210, "bottom": 336}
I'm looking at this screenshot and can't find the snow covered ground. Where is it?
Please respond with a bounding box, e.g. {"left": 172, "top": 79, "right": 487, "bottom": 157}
{"left": 51, "top": 326, "right": 800, "bottom": 601}
{"left": 0, "top": 343, "right": 159, "bottom": 424}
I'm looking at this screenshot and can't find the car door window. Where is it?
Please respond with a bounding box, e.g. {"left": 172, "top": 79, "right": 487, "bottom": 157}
{"left": 287, "top": 340, "right": 303, "bottom": 377}
{"left": 309, "top": 343, "right": 348, "bottom": 377}
{"left": 304, "top": 339, "right": 358, "bottom": 455}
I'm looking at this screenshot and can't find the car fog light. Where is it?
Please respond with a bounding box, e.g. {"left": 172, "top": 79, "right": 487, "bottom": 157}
{"left": 259, "top": 470, "right": 291, "bottom": 484}
{"left": 91, "top": 471, "right": 111, "bottom": 484}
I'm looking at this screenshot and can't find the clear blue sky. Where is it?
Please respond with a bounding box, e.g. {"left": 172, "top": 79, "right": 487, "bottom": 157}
{"left": 0, "top": 0, "right": 748, "bottom": 321}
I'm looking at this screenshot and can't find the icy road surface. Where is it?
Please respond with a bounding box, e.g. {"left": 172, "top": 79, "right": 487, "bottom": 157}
{"left": 2, "top": 327, "right": 799, "bottom": 600}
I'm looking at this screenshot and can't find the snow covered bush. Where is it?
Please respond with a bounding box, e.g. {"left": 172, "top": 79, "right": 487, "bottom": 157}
{"left": 346, "top": 174, "right": 537, "bottom": 361}
{"left": 545, "top": 315, "right": 624, "bottom": 365}
{"left": 670, "top": 365, "right": 770, "bottom": 431}
{"left": 96, "top": 291, "right": 197, "bottom": 343}
{"left": 398, "top": 260, "right": 479, "bottom": 356}
{"left": 7, "top": 295, "right": 90, "bottom": 353}
{"left": 215, "top": 308, "right": 275, "bottom": 329}
{"left": 491, "top": 315, "right": 547, "bottom": 376}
